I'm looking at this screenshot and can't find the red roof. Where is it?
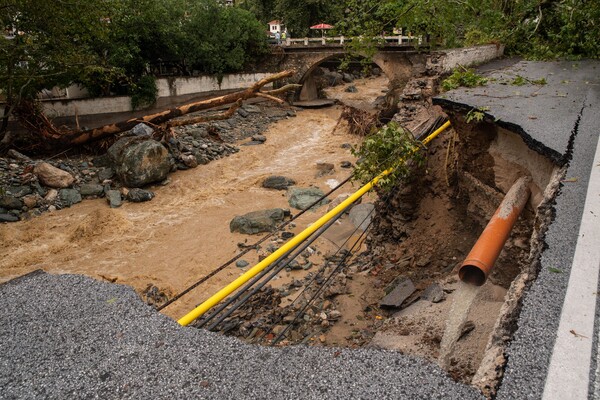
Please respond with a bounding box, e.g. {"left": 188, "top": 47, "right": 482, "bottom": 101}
{"left": 268, "top": 20, "right": 281, "bottom": 25}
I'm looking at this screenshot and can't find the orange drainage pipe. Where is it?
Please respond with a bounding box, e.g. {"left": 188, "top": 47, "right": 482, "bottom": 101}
{"left": 458, "top": 176, "right": 532, "bottom": 286}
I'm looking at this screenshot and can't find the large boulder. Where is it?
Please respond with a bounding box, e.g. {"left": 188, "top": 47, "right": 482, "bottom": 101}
{"left": 108, "top": 137, "right": 172, "bottom": 188}
{"left": 348, "top": 203, "right": 375, "bottom": 231}
{"left": 0, "top": 195, "right": 23, "bottom": 210}
{"left": 230, "top": 208, "right": 289, "bottom": 235}
{"left": 287, "top": 187, "right": 330, "bottom": 211}
{"left": 34, "top": 162, "right": 75, "bottom": 188}
{"left": 262, "top": 176, "right": 296, "bottom": 190}
{"left": 126, "top": 188, "right": 155, "bottom": 203}
{"left": 58, "top": 189, "right": 82, "bottom": 207}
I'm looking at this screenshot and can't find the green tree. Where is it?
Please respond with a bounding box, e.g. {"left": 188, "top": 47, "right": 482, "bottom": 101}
{"left": 0, "top": 0, "right": 112, "bottom": 140}
{"left": 274, "top": 0, "right": 343, "bottom": 37}
{"left": 238, "top": 0, "right": 277, "bottom": 24}
{"left": 184, "top": 0, "right": 269, "bottom": 74}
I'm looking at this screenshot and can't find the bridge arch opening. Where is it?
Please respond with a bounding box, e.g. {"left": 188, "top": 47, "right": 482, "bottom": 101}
{"left": 296, "top": 54, "right": 390, "bottom": 106}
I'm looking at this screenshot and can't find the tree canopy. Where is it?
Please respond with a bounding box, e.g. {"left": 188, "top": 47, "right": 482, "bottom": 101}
{"left": 0, "top": 0, "right": 269, "bottom": 139}
{"left": 2, "top": 0, "right": 598, "bottom": 145}
{"left": 238, "top": 0, "right": 600, "bottom": 59}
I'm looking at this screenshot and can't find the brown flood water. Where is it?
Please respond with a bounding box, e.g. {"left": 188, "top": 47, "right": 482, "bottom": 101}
{"left": 0, "top": 106, "right": 367, "bottom": 320}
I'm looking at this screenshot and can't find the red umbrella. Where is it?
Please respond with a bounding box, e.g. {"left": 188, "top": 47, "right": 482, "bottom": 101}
{"left": 310, "top": 23, "right": 334, "bottom": 30}
{"left": 310, "top": 23, "right": 334, "bottom": 37}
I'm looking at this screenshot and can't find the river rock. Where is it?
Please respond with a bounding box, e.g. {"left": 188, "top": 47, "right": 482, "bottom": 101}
{"left": 315, "top": 162, "right": 335, "bottom": 177}
{"left": 22, "top": 195, "right": 38, "bottom": 209}
{"left": 0, "top": 195, "right": 23, "bottom": 210}
{"left": 345, "top": 85, "right": 358, "bottom": 93}
{"left": 380, "top": 278, "right": 415, "bottom": 308}
{"left": 44, "top": 189, "right": 58, "bottom": 202}
{"left": 6, "top": 185, "right": 32, "bottom": 197}
{"left": 34, "top": 162, "right": 75, "bottom": 188}
{"left": 7, "top": 149, "right": 31, "bottom": 162}
{"left": 181, "top": 154, "right": 198, "bottom": 168}
{"left": 243, "top": 105, "right": 261, "bottom": 113}
{"left": 126, "top": 188, "right": 155, "bottom": 202}
{"left": 110, "top": 138, "right": 172, "bottom": 187}
{"left": 97, "top": 167, "right": 114, "bottom": 182}
{"left": 230, "top": 208, "right": 289, "bottom": 234}
{"left": 262, "top": 176, "right": 296, "bottom": 190}
{"left": 131, "top": 123, "right": 154, "bottom": 137}
{"left": 420, "top": 283, "right": 446, "bottom": 303}
{"left": 106, "top": 190, "right": 122, "bottom": 208}
{"left": 251, "top": 134, "right": 267, "bottom": 143}
{"left": 326, "top": 193, "right": 355, "bottom": 212}
{"left": 236, "top": 260, "right": 250, "bottom": 268}
{"left": 349, "top": 203, "right": 375, "bottom": 231}
{"left": 0, "top": 213, "right": 19, "bottom": 223}
{"left": 287, "top": 187, "right": 330, "bottom": 210}
{"left": 80, "top": 183, "right": 104, "bottom": 197}
{"left": 58, "top": 189, "right": 82, "bottom": 207}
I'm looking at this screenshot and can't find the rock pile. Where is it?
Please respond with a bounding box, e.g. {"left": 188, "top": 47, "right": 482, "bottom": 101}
{"left": 198, "top": 239, "right": 360, "bottom": 346}
{"left": 0, "top": 103, "right": 297, "bottom": 223}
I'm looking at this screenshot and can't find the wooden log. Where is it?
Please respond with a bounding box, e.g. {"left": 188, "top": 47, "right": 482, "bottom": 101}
{"left": 42, "top": 70, "right": 295, "bottom": 145}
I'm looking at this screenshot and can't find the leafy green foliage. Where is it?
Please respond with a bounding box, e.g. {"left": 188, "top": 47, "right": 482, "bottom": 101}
{"left": 441, "top": 68, "right": 488, "bottom": 91}
{"left": 351, "top": 122, "right": 425, "bottom": 192}
{"left": 0, "top": 0, "right": 270, "bottom": 137}
{"left": 0, "top": 0, "right": 113, "bottom": 137}
{"left": 328, "top": 0, "right": 599, "bottom": 60}
{"left": 466, "top": 110, "right": 485, "bottom": 124}
{"left": 465, "top": 107, "right": 490, "bottom": 124}
{"left": 184, "top": 2, "right": 269, "bottom": 75}
{"left": 511, "top": 75, "right": 547, "bottom": 86}
{"left": 274, "top": 0, "right": 342, "bottom": 38}
{"left": 130, "top": 76, "right": 158, "bottom": 110}
{"left": 511, "top": 75, "right": 527, "bottom": 86}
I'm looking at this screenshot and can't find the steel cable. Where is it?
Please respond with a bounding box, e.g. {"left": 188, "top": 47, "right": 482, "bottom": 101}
{"left": 157, "top": 174, "right": 353, "bottom": 311}
{"left": 202, "top": 204, "right": 351, "bottom": 331}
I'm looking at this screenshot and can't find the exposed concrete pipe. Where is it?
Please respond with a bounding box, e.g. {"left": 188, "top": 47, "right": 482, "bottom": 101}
{"left": 459, "top": 176, "right": 532, "bottom": 286}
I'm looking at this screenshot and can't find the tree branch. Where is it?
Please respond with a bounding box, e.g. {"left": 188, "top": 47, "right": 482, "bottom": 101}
{"left": 38, "top": 70, "right": 296, "bottom": 145}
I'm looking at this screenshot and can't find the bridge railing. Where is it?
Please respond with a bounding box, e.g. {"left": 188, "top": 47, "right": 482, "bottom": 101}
{"left": 279, "top": 35, "right": 423, "bottom": 47}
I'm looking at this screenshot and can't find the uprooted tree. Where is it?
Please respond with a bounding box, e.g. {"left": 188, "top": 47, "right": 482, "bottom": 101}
{"left": 0, "top": 0, "right": 272, "bottom": 151}
{"left": 8, "top": 70, "right": 300, "bottom": 149}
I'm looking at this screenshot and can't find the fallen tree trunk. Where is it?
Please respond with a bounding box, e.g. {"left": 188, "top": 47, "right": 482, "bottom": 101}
{"left": 27, "top": 70, "right": 298, "bottom": 146}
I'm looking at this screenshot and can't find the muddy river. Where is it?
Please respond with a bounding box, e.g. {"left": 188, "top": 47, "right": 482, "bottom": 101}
{"left": 0, "top": 76, "right": 388, "bottom": 321}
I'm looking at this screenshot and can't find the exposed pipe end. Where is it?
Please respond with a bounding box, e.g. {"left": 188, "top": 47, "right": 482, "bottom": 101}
{"left": 459, "top": 262, "right": 488, "bottom": 286}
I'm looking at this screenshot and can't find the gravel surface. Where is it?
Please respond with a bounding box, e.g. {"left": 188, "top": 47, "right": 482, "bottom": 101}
{"left": 0, "top": 272, "right": 481, "bottom": 399}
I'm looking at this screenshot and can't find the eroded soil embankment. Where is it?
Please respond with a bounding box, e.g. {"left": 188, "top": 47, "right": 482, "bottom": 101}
{"left": 212, "top": 86, "right": 561, "bottom": 395}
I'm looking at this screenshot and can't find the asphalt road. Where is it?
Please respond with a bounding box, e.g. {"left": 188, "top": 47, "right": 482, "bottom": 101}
{"left": 435, "top": 60, "right": 600, "bottom": 399}
{"left": 1, "top": 60, "right": 599, "bottom": 399}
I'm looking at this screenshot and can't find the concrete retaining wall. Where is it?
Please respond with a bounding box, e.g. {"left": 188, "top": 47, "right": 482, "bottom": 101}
{"left": 433, "top": 44, "right": 505, "bottom": 73}
{"left": 36, "top": 72, "right": 273, "bottom": 118}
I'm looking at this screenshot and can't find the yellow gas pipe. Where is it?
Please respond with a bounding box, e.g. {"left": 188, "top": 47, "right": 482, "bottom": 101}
{"left": 177, "top": 121, "right": 451, "bottom": 326}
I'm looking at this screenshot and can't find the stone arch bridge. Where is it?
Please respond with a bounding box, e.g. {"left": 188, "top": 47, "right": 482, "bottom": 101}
{"left": 275, "top": 45, "right": 431, "bottom": 101}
